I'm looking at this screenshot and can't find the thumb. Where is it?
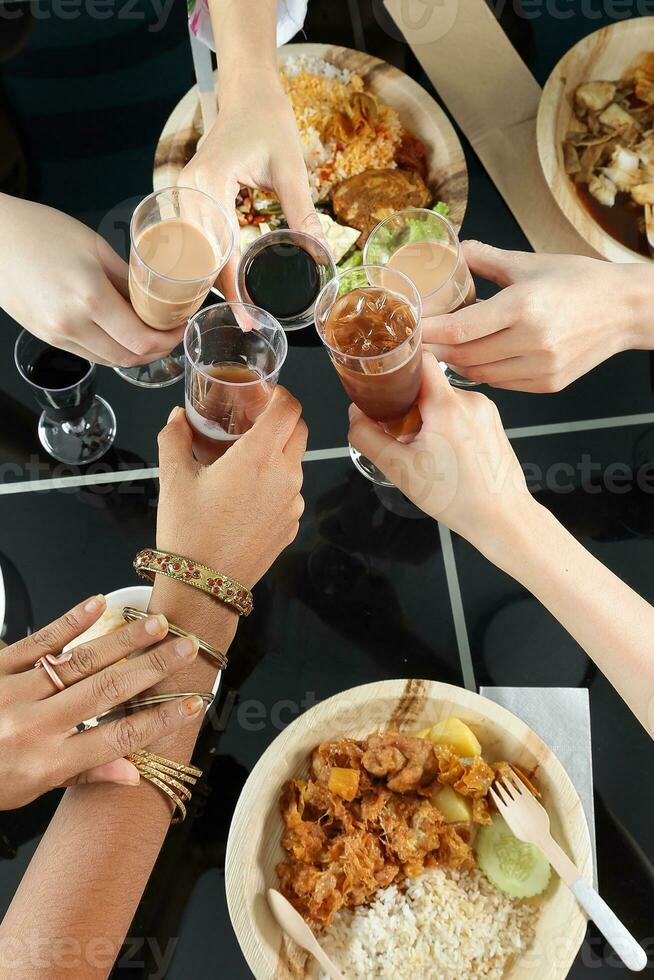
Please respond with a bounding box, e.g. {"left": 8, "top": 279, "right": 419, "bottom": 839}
{"left": 63, "top": 759, "right": 141, "bottom": 788}
{"left": 274, "top": 160, "right": 330, "bottom": 250}
{"left": 461, "top": 240, "right": 527, "bottom": 288}
{"left": 157, "top": 407, "right": 198, "bottom": 475}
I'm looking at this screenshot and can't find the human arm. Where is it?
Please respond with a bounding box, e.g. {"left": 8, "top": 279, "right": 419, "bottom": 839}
{"left": 348, "top": 354, "right": 654, "bottom": 735}
{"left": 181, "top": 0, "right": 325, "bottom": 298}
{"left": 0, "top": 194, "right": 185, "bottom": 366}
{"left": 423, "top": 241, "right": 654, "bottom": 392}
{"left": 0, "top": 390, "right": 307, "bottom": 978}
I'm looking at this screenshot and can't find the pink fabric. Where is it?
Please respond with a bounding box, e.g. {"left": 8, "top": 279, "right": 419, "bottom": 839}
{"left": 188, "top": 0, "right": 308, "bottom": 51}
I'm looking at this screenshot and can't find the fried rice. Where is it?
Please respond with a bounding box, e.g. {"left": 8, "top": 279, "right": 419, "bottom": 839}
{"left": 280, "top": 55, "right": 403, "bottom": 201}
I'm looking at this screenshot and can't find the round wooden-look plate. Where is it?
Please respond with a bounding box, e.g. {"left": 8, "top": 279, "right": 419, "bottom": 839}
{"left": 226, "top": 678, "right": 592, "bottom": 980}
{"left": 537, "top": 18, "right": 654, "bottom": 263}
{"left": 153, "top": 42, "right": 468, "bottom": 231}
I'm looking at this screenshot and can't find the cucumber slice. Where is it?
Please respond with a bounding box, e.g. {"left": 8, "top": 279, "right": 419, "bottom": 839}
{"left": 475, "top": 814, "right": 551, "bottom": 899}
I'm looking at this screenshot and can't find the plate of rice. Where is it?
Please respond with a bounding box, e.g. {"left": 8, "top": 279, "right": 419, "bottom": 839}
{"left": 154, "top": 43, "right": 468, "bottom": 263}
{"left": 225, "top": 679, "right": 592, "bottom": 980}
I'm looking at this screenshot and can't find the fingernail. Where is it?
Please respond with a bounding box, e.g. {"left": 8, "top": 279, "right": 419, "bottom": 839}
{"left": 348, "top": 404, "right": 356, "bottom": 420}
{"left": 180, "top": 694, "right": 204, "bottom": 717}
{"left": 168, "top": 406, "right": 181, "bottom": 423}
{"left": 175, "top": 635, "right": 199, "bottom": 659}
{"left": 84, "top": 595, "right": 105, "bottom": 613}
{"left": 145, "top": 613, "right": 168, "bottom": 635}
{"left": 115, "top": 775, "right": 141, "bottom": 786}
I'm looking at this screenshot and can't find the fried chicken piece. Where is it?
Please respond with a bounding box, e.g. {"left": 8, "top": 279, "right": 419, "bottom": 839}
{"left": 433, "top": 745, "right": 466, "bottom": 785}
{"left": 453, "top": 755, "right": 495, "bottom": 799}
{"left": 471, "top": 796, "right": 493, "bottom": 826}
{"left": 362, "top": 734, "right": 439, "bottom": 793}
{"left": 281, "top": 819, "right": 328, "bottom": 863}
{"left": 311, "top": 738, "right": 365, "bottom": 782}
{"left": 330, "top": 168, "right": 431, "bottom": 243}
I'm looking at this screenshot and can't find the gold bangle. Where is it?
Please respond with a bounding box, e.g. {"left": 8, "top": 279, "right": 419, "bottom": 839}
{"left": 133, "top": 548, "right": 253, "bottom": 617}
{"left": 127, "top": 751, "right": 203, "bottom": 825}
{"left": 122, "top": 606, "right": 228, "bottom": 671}
{"left": 142, "top": 773, "right": 187, "bottom": 824}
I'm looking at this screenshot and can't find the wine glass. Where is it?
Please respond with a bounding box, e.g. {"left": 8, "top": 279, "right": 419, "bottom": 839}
{"left": 115, "top": 186, "right": 234, "bottom": 388}
{"left": 364, "top": 208, "right": 477, "bottom": 388}
{"left": 183, "top": 302, "right": 288, "bottom": 464}
{"left": 314, "top": 265, "right": 422, "bottom": 487}
{"left": 14, "top": 331, "right": 116, "bottom": 465}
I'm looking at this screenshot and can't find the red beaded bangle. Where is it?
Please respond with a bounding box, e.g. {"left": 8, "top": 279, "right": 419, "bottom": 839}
{"left": 133, "top": 548, "right": 253, "bottom": 617}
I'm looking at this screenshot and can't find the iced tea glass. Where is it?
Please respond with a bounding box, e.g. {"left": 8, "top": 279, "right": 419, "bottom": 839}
{"left": 116, "top": 186, "right": 234, "bottom": 389}
{"left": 364, "top": 208, "right": 477, "bottom": 388}
{"left": 314, "top": 265, "right": 422, "bottom": 487}
{"left": 183, "top": 302, "right": 288, "bottom": 465}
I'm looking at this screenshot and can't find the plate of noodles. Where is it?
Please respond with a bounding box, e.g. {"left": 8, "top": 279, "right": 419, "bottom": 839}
{"left": 154, "top": 43, "right": 468, "bottom": 270}
{"left": 225, "top": 679, "right": 591, "bottom": 980}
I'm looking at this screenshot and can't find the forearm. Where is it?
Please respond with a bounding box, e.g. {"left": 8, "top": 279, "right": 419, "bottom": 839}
{"left": 478, "top": 498, "right": 654, "bottom": 736}
{"left": 209, "top": 0, "right": 278, "bottom": 87}
{"left": 0, "top": 581, "right": 238, "bottom": 979}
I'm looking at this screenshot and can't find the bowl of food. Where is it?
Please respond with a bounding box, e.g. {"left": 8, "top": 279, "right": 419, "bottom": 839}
{"left": 154, "top": 43, "right": 468, "bottom": 276}
{"left": 537, "top": 18, "right": 654, "bottom": 262}
{"left": 225, "top": 678, "right": 592, "bottom": 979}
{"left": 63, "top": 585, "right": 153, "bottom": 651}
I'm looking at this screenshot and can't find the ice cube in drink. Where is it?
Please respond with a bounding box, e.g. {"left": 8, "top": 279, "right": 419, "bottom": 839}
{"left": 324, "top": 286, "right": 421, "bottom": 427}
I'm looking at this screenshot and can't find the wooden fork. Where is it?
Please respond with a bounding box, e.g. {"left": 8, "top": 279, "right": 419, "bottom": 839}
{"left": 490, "top": 774, "right": 647, "bottom": 972}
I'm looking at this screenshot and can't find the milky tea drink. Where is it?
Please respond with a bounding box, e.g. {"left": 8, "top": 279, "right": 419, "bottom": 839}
{"left": 323, "top": 286, "right": 422, "bottom": 436}
{"left": 387, "top": 239, "right": 476, "bottom": 315}
{"left": 130, "top": 219, "right": 218, "bottom": 331}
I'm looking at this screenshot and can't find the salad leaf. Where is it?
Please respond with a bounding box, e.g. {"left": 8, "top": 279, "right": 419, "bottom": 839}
{"left": 337, "top": 250, "right": 363, "bottom": 271}
{"left": 336, "top": 249, "right": 363, "bottom": 294}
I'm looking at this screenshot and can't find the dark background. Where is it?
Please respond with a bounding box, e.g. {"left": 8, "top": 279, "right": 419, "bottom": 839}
{"left": 0, "top": 1, "right": 653, "bottom": 977}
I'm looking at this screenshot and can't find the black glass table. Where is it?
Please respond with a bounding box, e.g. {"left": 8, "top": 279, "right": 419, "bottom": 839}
{"left": 0, "top": 2, "right": 652, "bottom": 977}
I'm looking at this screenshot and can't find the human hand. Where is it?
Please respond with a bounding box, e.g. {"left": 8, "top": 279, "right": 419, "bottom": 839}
{"left": 0, "top": 195, "right": 186, "bottom": 367}
{"left": 423, "top": 241, "right": 651, "bottom": 392}
{"left": 0, "top": 596, "right": 205, "bottom": 810}
{"left": 156, "top": 387, "right": 308, "bottom": 589}
{"left": 348, "top": 353, "right": 532, "bottom": 551}
{"left": 180, "top": 66, "right": 326, "bottom": 298}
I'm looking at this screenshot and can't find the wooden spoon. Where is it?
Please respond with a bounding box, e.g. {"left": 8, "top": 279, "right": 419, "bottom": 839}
{"left": 267, "top": 889, "right": 345, "bottom": 980}
{"left": 645, "top": 204, "right": 654, "bottom": 255}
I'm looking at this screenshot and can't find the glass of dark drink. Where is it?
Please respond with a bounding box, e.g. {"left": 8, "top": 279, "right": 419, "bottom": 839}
{"left": 14, "top": 330, "right": 116, "bottom": 465}
{"left": 236, "top": 229, "right": 336, "bottom": 331}
{"left": 183, "top": 302, "right": 288, "bottom": 464}
{"left": 314, "top": 265, "right": 422, "bottom": 487}
{"left": 364, "top": 208, "right": 478, "bottom": 388}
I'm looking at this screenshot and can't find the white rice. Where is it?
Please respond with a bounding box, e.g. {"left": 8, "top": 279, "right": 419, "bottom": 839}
{"left": 319, "top": 867, "right": 538, "bottom": 980}
{"left": 282, "top": 54, "right": 353, "bottom": 85}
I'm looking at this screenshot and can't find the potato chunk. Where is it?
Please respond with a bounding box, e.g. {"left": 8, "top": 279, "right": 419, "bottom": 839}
{"left": 418, "top": 718, "right": 482, "bottom": 757}
{"left": 328, "top": 767, "right": 360, "bottom": 801}
{"left": 431, "top": 784, "right": 473, "bottom": 824}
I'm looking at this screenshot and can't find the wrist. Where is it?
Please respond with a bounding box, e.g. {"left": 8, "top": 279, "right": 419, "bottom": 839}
{"left": 218, "top": 62, "right": 281, "bottom": 107}
{"left": 620, "top": 263, "right": 654, "bottom": 351}
{"left": 467, "top": 493, "right": 553, "bottom": 576}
